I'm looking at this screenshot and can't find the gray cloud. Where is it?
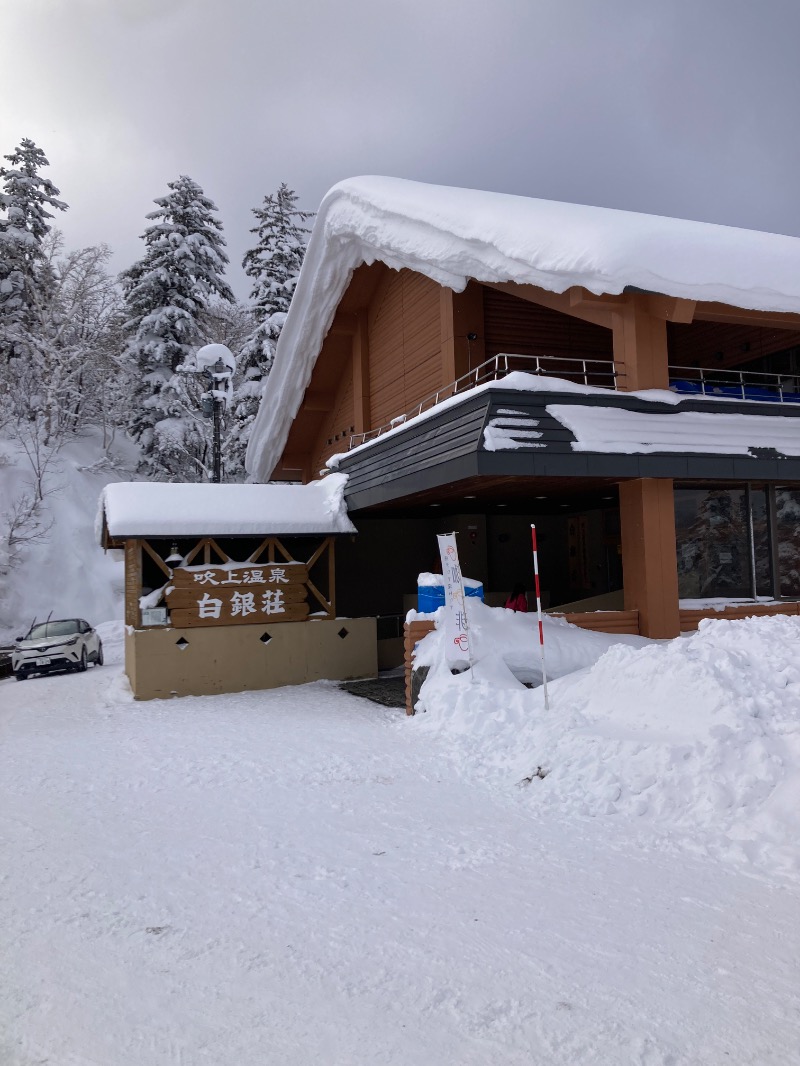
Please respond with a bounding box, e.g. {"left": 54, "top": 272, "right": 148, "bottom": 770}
{"left": 2, "top": 0, "right": 800, "bottom": 299}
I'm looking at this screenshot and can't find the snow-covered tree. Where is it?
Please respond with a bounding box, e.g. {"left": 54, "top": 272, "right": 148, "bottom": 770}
{"left": 121, "top": 175, "right": 234, "bottom": 480}
{"left": 227, "top": 183, "right": 312, "bottom": 477}
{"left": 0, "top": 138, "right": 67, "bottom": 361}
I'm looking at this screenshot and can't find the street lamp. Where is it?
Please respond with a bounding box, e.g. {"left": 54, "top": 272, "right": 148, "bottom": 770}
{"left": 193, "top": 343, "right": 236, "bottom": 483}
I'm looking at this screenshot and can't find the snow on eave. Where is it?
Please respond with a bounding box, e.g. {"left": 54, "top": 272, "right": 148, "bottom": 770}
{"left": 245, "top": 175, "right": 800, "bottom": 482}
{"left": 96, "top": 476, "right": 356, "bottom": 542}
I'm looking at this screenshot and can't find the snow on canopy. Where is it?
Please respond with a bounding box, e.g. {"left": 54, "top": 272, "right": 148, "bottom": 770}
{"left": 548, "top": 404, "right": 800, "bottom": 457}
{"left": 96, "top": 474, "right": 355, "bottom": 541}
{"left": 245, "top": 175, "right": 800, "bottom": 481}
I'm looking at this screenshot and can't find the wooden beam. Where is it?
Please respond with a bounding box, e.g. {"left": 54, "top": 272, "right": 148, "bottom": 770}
{"left": 647, "top": 295, "right": 696, "bottom": 324}
{"left": 141, "top": 539, "right": 172, "bottom": 578}
{"left": 483, "top": 280, "right": 617, "bottom": 329}
{"left": 692, "top": 301, "right": 800, "bottom": 330}
{"left": 327, "top": 538, "right": 336, "bottom": 617}
{"left": 124, "top": 539, "right": 142, "bottom": 628}
{"left": 207, "top": 538, "right": 230, "bottom": 562}
{"left": 184, "top": 539, "right": 206, "bottom": 566}
{"left": 568, "top": 286, "right": 627, "bottom": 311}
{"left": 306, "top": 577, "right": 332, "bottom": 614}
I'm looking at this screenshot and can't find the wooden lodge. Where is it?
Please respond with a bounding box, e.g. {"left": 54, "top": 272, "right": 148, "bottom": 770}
{"left": 244, "top": 177, "right": 800, "bottom": 671}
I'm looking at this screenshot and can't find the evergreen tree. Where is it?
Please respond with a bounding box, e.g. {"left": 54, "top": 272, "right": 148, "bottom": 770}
{"left": 0, "top": 138, "right": 67, "bottom": 361}
{"left": 122, "top": 175, "right": 234, "bottom": 480}
{"left": 227, "top": 183, "right": 312, "bottom": 477}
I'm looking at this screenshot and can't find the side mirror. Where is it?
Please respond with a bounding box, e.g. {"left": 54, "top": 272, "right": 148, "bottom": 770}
{"left": 15, "top": 636, "right": 23, "bottom": 642}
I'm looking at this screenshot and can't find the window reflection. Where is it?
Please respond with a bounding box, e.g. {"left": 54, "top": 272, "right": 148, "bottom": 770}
{"left": 675, "top": 488, "right": 750, "bottom": 599}
{"left": 775, "top": 489, "right": 800, "bottom": 597}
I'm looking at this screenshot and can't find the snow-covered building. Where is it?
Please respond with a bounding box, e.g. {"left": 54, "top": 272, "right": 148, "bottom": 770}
{"left": 97, "top": 479, "right": 376, "bottom": 699}
{"left": 244, "top": 176, "right": 800, "bottom": 648}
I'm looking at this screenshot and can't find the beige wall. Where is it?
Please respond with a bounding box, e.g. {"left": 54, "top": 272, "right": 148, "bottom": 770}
{"left": 126, "top": 617, "right": 377, "bottom": 701}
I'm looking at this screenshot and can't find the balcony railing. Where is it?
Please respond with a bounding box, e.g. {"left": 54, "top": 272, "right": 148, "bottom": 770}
{"left": 347, "top": 353, "right": 800, "bottom": 450}
{"left": 348, "top": 353, "right": 618, "bottom": 448}
{"left": 668, "top": 365, "right": 800, "bottom": 403}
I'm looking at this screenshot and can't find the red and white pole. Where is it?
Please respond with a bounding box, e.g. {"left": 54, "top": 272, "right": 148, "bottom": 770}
{"left": 531, "top": 524, "right": 550, "bottom": 710}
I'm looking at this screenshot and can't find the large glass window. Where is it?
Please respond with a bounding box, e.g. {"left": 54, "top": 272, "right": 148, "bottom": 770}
{"left": 775, "top": 488, "right": 800, "bottom": 597}
{"left": 675, "top": 485, "right": 773, "bottom": 600}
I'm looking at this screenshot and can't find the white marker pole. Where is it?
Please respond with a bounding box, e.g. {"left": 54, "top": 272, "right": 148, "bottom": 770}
{"left": 531, "top": 524, "right": 550, "bottom": 710}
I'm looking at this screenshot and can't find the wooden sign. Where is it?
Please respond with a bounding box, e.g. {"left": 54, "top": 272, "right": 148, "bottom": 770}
{"left": 166, "top": 562, "right": 309, "bottom": 628}
{"left": 171, "top": 563, "right": 308, "bottom": 589}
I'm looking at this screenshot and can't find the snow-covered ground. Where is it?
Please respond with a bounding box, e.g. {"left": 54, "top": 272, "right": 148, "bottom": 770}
{"left": 2, "top": 619, "right": 800, "bottom": 1065}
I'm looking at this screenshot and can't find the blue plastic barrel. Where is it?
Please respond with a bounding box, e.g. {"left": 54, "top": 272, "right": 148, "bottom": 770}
{"left": 417, "top": 576, "right": 484, "bottom": 612}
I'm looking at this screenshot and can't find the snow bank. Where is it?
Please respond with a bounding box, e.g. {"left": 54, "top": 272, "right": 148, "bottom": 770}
{"left": 414, "top": 609, "right": 800, "bottom": 878}
{"left": 412, "top": 598, "right": 647, "bottom": 684}
{"left": 247, "top": 174, "right": 800, "bottom": 480}
{"left": 98, "top": 473, "right": 356, "bottom": 539}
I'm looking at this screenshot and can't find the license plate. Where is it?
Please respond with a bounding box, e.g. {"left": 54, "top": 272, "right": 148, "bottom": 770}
{"left": 35, "top": 657, "right": 50, "bottom": 666}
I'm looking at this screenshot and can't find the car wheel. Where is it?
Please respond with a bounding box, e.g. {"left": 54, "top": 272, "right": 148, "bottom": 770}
{"left": 14, "top": 670, "right": 26, "bottom": 681}
{"left": 95, "top": 642, "right": 104, "bottom": 667}
{"left": 78, "top": 648, "right": 88, "bottom": 672}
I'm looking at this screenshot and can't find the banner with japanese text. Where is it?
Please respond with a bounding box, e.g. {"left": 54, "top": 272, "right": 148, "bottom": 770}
{"left": 436, "top": 532, "right": 471, "bottom": 669}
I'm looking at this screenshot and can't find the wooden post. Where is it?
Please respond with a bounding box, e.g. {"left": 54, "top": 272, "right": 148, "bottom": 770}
{"left": 619, "top": 479, "right": 680, "bottom": 638}
{"left": 327, "top": 537, "right": 336, "bottom": 618}
{"left": 440, "top": 288, "right": 457, "bottom": 385}
{"left": 124, "top": 539, "right": 142, "bottom": 628}
{"left": 611, "top": 297, "right": 670, "bottom": 391}
{"left": 403, "top": 618, "right": 436, "bottom": 715}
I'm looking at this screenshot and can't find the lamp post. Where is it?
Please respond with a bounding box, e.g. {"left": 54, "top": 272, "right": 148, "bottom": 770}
{"left": 194, "top": 343, "right": 236, "bottom": 483}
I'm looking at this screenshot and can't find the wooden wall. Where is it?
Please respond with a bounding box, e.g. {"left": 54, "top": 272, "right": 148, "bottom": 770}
{"left": 314, "top": 372, "right": 355, "bottom": 471}
{"left": 667, "top": 320, "right": 800, "bottom": 371}
{"left": 368, "top": 269, "right": 442, "bottom": 428}
{"left": 483, "top": 287, "right": 613, "bottom": 364}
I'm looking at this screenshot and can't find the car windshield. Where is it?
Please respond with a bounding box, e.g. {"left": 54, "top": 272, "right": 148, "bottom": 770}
{"left": 27, "top": 620, "right": 81, "bottom": 640}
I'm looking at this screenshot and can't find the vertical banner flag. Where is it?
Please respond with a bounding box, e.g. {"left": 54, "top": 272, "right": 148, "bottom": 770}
{"left": 437, "top": 533, "right": 472, "bottom": 670}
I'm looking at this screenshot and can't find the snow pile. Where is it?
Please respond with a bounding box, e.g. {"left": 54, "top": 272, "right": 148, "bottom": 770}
{"left": 98, "top": 472, "right": 356, "bottom": 539}
{"left": 247, "top": 174, "right": 800, "bottom": 480}
{"left": 414, "top": 610, "right": 800, "bottom": 876}
{"left": 412, "top": 597, "right": 647, "bottom": 684}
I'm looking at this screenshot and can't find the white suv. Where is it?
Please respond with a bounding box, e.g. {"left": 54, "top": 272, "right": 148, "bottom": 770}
{"left": 13, "top": 618, "right": 103, "bottom": 681}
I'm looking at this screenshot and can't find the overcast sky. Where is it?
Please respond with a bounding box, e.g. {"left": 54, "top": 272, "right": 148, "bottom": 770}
{"left": 2, "top": 0, "right": 799, "bottom": 299}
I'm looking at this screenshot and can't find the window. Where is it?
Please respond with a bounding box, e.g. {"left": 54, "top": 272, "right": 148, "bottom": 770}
{"left": 675, "top": 485, "right": 772, "bottom": 600}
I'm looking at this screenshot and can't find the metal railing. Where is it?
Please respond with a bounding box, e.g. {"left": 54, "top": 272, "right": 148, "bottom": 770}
{"left": 348, "top": 353, "right": 619, "bottom": 448}
{"left": 668, "top": 365, "right": 800, "bottom": 403}
{"left": 347, "top": 354, "right": 800, "bottom": 451}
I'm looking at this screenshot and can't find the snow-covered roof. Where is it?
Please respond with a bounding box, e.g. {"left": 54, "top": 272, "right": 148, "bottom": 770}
{"left": 245, "top": 175, "right": 800, "bottom": 481}
{"left": 547, "top": 404, "right": 800, "bottom": 457}
{"left": 97, "top": 474, "right": 356, "bottom": 541}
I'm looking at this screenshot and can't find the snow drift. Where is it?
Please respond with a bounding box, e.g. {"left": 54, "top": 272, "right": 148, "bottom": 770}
{"left": 414, "top": 607, "right": 800, "bottom": 878}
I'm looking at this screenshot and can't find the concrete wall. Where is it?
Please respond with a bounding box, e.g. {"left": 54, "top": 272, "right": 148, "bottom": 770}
{"left": 125, "top": 617, "right": 378, "bottom": 701}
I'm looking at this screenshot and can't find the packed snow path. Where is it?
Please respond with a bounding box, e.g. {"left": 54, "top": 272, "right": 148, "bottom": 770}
{"left": 2, "top": 632, "right": 799, "bottom": 1065}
